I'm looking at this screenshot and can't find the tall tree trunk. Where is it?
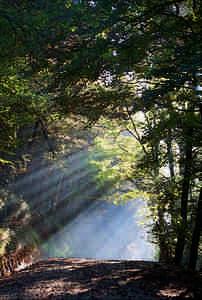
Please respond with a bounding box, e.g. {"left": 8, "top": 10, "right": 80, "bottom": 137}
{"left": 167, "top": 129, "right": 175, "bottom": 179}
{"left": 199, "top": 103, "right": 202, "bottom": 122}
{"left": 29, "top": 118, "right": 55, "bottom": 154}
{"left": 175, "top": 128, "right": 193, "bottom": 265}
{"left": 188, "top": 187, "right": 202, "bottom": 270}
{"left": 158, "top": 210, "right": 170, "bottom": 262}
{"left": 38, "top": 119, "right": 55, "bottom": 154}
{"left": 153, "top": 141, "right": 169, "bottom": 261}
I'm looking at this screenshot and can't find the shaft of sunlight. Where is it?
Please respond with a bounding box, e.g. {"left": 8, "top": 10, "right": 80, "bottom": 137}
{"left": 41, "top": 199, "right": 156, "bottom": 261}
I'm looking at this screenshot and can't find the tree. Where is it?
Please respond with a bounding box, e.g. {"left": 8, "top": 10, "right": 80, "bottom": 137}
{"left": 0, "top": 0, "right": 201, "bottom": 269}
{"left": 189, "top": 187, "right": 202, "bottom": 270}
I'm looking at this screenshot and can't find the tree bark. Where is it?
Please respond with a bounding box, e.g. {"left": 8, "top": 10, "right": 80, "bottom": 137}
{"left": 38, "top": 119, "right": 55, "bottom": 154}
{"left": 167, "top": 129, "right": 175, "bottom": 179}
{"left": 175, "top": 128, "right": 193, "bottom": 265}
{"left": 188, "top": 187, "right": 202, "bottom": 270}
{"left": 29, "top": 119, "right": 55, "bottom": 154}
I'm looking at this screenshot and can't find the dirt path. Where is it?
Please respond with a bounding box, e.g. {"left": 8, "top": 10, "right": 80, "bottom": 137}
{"left": 0, "top": 259, "right": 201, "bottom": 299}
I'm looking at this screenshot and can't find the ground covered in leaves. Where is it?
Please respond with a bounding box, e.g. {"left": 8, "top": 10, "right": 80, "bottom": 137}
{"left": 0, "top": 259, "right": 201, "bottom": 300}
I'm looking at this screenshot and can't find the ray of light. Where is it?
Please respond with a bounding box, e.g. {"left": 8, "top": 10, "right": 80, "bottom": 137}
{"left": 4, "top": 141, "right": 156, "bottom": 262}
{"left": 12, "top": 144, "right": 105, "bottom": 191}
{"left": 9, "top": 148, "right": 105, "bottom": 211}
{"left": 12, "top": 148, "right": 90, "bottom": 190}
{"left": 41, "top": 198, "right": 156, "bottom": 261}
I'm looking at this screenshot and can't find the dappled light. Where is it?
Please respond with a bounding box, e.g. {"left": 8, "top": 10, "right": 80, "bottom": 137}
{"left": 1, "top": 129, "right": 155, "bottom": 264}
{"left": 0, "top": 0, "right": 201, "bottom": 298}
{"left": 0, "top": 259, "right": 200, "bottom": 299}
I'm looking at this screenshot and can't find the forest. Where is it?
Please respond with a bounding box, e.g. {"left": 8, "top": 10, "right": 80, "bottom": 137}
{"left": 0, "top": 0, "right": 202, "bottom": 299}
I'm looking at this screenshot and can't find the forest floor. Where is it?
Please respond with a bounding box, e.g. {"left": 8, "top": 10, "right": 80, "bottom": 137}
{"left": 0, "top": 259, "right": 201, "bottom": 300}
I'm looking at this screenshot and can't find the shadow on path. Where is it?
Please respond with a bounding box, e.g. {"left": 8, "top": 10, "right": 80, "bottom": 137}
{"left": 0, "top": 258, "right": 201, "bottom": 299}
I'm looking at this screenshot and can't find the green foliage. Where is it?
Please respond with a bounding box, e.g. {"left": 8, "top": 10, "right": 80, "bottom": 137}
{"left": 0, "top": 0, "right": 201, "bottom": 268}
{"left": 0, "top": 65, "right": 52, "bottom": 161}
{"left": 88, "top": 118, "right": 149, "bottom": 204}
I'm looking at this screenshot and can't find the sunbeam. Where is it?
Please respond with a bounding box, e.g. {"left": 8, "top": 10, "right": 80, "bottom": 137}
{"left": 3, "top": 138, "right": 156, "bottom": 264}
{"left": 41, "top": 199, "right": 155, "bottom": 261}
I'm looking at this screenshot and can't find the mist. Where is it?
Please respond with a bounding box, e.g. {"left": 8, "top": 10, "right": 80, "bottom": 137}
{"left": 2, "top": 133, "right": 156, "bottom": 263}
{"left": 41, "top": 198, "right": 156, "bottom": 261}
